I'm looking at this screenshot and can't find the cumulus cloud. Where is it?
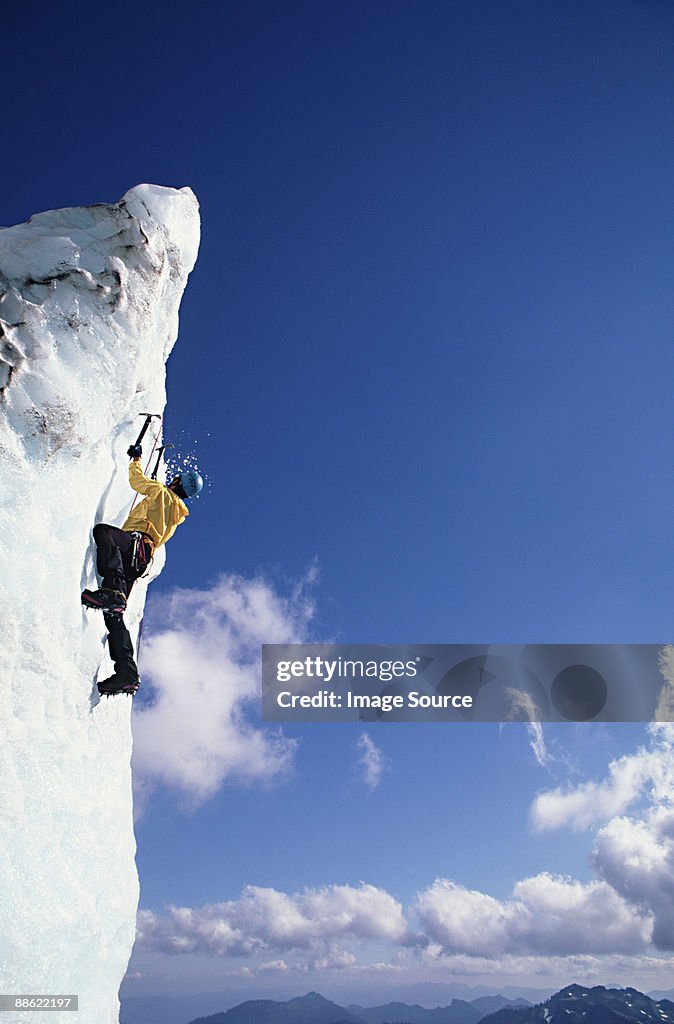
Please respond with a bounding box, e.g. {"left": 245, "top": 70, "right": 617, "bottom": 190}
{"left": 530, "top": 725, "right": 674, "bottom": 951}
{"left": 132, "top": 709, "right": 674, "bottom": 976}
{"left": 136, "top": 872, "right": 654, "bottom": 968}
{"left": 132, "top": 571, "right": 316, "bottom": 809}
{"left": 355, "top": 734, "right": 389, "bottom": 790}
{"left": 530, "top": 744, "right": 656, "bottom": 832}
{"left": 137, "top": 882, "right": 408, "bottom": 957}
{"left": 415, "top": 874, "right": 648, "bottom": 958}
{"left": 412, "top": 947, "right": 674, "bottom": 984}
{"left": 593, "top": 809, "right": 674, "bottom": 950}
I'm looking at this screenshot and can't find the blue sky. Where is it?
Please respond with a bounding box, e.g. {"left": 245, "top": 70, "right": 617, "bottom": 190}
{"left": 6, "top": 0, "right": 674, "bottom": 1005}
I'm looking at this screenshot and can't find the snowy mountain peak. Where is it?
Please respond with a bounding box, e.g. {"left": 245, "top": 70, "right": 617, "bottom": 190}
{"left": 481, "top": 985, "right": 674, "bottom": 1024}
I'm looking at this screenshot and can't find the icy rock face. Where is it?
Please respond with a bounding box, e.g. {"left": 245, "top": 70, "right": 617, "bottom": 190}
{"left": 0, "top": 186, "right": 199, "bottom": 1022}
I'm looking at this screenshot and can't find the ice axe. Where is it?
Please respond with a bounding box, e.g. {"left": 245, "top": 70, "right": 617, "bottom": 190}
{"left": 126, "top": 413, "right": 162, "bottom": 515}
{"left": 150, "top": 443, "right": 174, "bottom": 481}
{"left": 133, "top": 412, "right": 161, "bottom": 447}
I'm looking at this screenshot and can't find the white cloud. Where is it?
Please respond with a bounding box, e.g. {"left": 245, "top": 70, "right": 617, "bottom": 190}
{"left": 530, "top": 746, "right": 656, "bottom": 832}
{"left": 414, "top": 873, "right": 648, "bottom": 958}
{"left": 258, "top": 959, "right": 290, "bottom": 972}
{"left": 136, "top": 871, "right": 651, "bottom": 967}
{"left": 531, "top": 725, "right": 674, "bottom": 835}
{"left": 355, "top": 734, "right": 389, "bottom": 790}
{"left": 412, "top": 947, "right": 674, "bottom": 985}
{"left": 526, "top": 721, "right": 550, "bottom": 769}
{"left": 498, "top": 690, "right": 555, "bottom": 770}
{"left": 132, "top": 708, "right": 674, "bottom": 979}
{"left": 132, "top": 571, "right": 316, "bottom": 809}
{"left": 530, "top": 725, "right": 674, "bottom": 951}
{"left": 415, "top": 880, "right": 509, "bottom": 957}
{"left": 136, "top": 883, "right": 408, "bottom": 957}
{"left": 593, "top": 810, "right": 674, "bottom": 950}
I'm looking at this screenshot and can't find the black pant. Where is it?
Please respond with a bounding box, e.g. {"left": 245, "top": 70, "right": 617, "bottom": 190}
{"left": 92, "top": 524, "right": 140, "bottom": 682}
{"left": 103, "top": 611, "right": 138, "bottom": 682}
{"left": 92, "top": 523, "right": 138, "bottom": 598}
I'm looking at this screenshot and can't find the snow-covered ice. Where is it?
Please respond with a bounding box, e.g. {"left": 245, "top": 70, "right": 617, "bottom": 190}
{"left": 0, "top": 185, "right": 199, "bottom": 1022}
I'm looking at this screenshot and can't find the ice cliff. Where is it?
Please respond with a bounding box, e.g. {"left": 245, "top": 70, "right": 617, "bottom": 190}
{"left": 0, "top": 185, "right": 200, "bottom": 1022}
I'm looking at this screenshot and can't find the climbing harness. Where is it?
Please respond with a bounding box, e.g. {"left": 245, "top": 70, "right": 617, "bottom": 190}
{"left": 130, "top": 532, "right": 155, "bottom": 578}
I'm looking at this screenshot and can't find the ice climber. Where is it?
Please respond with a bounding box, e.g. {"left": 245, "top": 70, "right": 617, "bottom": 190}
{"left": 81, "top": 443, "right": 203, "bottom": 696}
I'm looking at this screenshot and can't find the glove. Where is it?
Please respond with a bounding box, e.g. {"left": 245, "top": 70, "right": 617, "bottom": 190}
{"left": 127, "top": 444, "right": 142, "bottom": 459}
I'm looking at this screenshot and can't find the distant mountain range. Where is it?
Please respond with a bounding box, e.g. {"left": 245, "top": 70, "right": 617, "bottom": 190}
{"left": 346, "top": 994, "right": 531, "bottom": 1024}
{"left": 119, "top": 985, "right": 548, "bottom": 1024}
{"left": 183, "top": 991, "right": 533, "bottom": 1024}
{"left": 182, "top": 985, "right": 674, "bottom": 1024}
{"left": 119, "top": 984, "right": 674, "bottom": 1024}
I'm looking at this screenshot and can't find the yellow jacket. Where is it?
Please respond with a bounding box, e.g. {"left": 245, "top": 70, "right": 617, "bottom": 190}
{"left": 122, "top": 460, "right": 189, "bottom": 547}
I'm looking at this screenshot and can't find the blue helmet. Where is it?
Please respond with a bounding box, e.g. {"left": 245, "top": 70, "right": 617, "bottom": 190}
{"left": 176, "top": 470, "right": 203, "bottom": 499}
